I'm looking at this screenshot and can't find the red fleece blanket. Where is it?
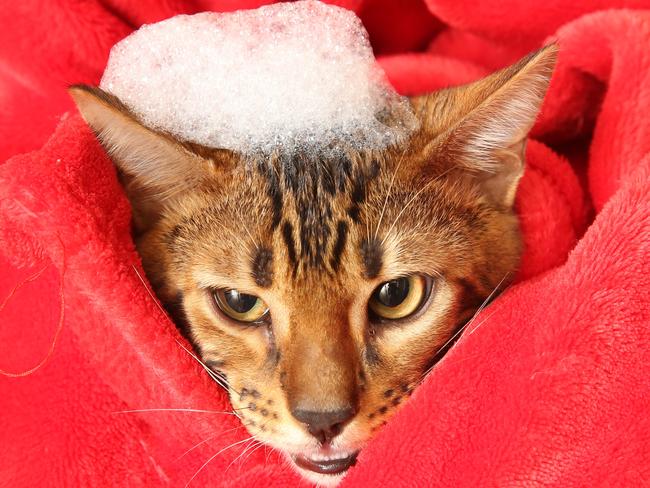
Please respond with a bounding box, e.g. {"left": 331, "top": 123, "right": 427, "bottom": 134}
{"left": 1, "top": 1, "right": 649, "bottom": 486}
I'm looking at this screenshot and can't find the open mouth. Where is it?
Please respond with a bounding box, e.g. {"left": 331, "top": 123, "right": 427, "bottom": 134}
{"left": 292, "top": 450, "right": 359, "bottom": 475}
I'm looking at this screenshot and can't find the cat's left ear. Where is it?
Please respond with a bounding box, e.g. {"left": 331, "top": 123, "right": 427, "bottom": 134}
{"left": 411, "top": 44, "right": 558, "bottom": 207}
{"left": 69, "top": 85, "right": 232, "bottom": 231}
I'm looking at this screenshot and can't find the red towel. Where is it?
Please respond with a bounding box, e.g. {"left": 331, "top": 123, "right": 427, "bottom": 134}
{"left": 1, "top": 1, "right": 649, "bottom": 486}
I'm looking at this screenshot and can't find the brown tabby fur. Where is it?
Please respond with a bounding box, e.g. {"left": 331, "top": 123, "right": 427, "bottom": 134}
{"left": 70, "top": 45, "right": 557, "bottom": 483}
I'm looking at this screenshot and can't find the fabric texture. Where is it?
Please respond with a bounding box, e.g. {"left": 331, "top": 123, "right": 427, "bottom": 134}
{"left": 1, "top": 1, "right": 649, "bottom": 486}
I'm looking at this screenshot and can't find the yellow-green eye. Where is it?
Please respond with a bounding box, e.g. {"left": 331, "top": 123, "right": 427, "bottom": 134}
{"left": 212, "top": 289, "right": 269, "bottom": 323}
{"left": 368, "top": 276, "right": 430, "bottom": 320}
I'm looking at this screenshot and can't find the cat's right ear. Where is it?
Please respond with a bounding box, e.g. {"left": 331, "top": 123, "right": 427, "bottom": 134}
{"left": 409, "top": 45, "right": 557, "bottom": 209}
{"left": 69, "top": 85, "right": 230, "bottom": 232}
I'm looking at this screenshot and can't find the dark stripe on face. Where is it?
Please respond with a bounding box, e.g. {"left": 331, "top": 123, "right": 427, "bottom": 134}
{"left": 347, "top": 160, "right": 378, "bottom": 223}
{"left": 263, "top": 152, "right": 380, "bottom": 273}
{"left": 205, "top": 359, "right": 225, "bottom": 370}
{"left": 265, "top": 325, "right": 281, "bottom": 368}
{"left": 423, "top": 319, "right": 465, "bottom": 375}
{"left": 423, "top": 278, "right": 492, "bottom": 375}
{"left": 363, "top": 342, "right": 381, "bottom": 367}
{"left": 330, "top": 220, "right": 348, "bottom": 272}
{"left": 457, "top": 277, "right": 486, "bottom": 312}
{"left": 347, "top": 180, "right": 365, "bottom": 223}
{"left": 347, "top": 205, "right": 361, "bottom": 223}
{"left": 165, "top": 223, "right": 184, "bottom": 245}
{"left": 351, "top": 174, "right": 366, "bottom": 205}
{"left": 282, "top": 221, "right": 298, "bottom": 266}
{"left": 360, "top": 238, "right": 383, "bottom": 279}
{"left": 164, "top": 291, "right": 191, "bottom": 337}
{"left": 368, "top": 158, "right": 381, "bottom": 179}
{"left": 251, "top": 247, "right": 274, "bottom": 288}
{"left": 298, "top": 211, "right": 331, "bottom": 269}
{"left": 258, "top": 161, "right": 283, "bottom": 230}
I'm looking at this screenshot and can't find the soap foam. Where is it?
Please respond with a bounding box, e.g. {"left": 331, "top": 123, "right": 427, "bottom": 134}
{"left": 100, "top": 1, "right": 417, "bottom": 156}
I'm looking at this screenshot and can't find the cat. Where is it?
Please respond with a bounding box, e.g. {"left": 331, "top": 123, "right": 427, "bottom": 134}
{"left": 70, "top": 44, "right": 557, "bottom": 485}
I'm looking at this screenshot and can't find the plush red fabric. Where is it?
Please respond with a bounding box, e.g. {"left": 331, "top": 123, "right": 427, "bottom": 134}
{"left": 1, "top": 1, "right": 649, "bottom": 487}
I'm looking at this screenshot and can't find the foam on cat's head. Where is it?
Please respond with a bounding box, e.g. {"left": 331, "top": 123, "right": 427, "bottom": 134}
{"left": 100, "top": 1, "right": 417, "bottom": 156}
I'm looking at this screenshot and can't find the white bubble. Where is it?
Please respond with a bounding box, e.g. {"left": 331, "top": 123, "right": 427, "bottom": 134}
{"left": 100, "top": 1, "right": 417, "bottom": 156}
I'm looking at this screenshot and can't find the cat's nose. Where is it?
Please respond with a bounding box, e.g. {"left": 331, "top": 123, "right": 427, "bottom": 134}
{"left": 291, "top": 406, "right": 356, "bottom": 444}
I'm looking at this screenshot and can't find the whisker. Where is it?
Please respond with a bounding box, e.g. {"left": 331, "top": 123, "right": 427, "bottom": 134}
{"left": 112, "top": 408, "right": 248, "bottom": 415}
{"left": 176, "top": 425, "right": 244, "bottom": 462}
{"left": 133, "top": 267, "right": 243, "bottom": 399}
{"left": 238, "top": 440, "right": 266, "bottom": 470}
{"left": 132, "top": 265, "right": 168, "bottom": 318}
{"left": 222, "top": 224, "right": 251, "bottom": 252}
{"left": 431, "top": 310, "right": 499, "bottom": 371}
{"left": 464, "top": 273, "right": 510, "bottom": 322}
{"left": 226, "top": 416, "right": 274, "bottom": 472}
{"left": 184, "top": 436, "right": 256, "bottom": 488}
{"left": 380, "top": 166, "right": 455, "bottom": 247}
{"left": 374, "top": 147, "right": 407, "bottom": 241}
{"left": 175, "top": 339, "right": 244, "bottom": 399}
{"left": 237, "top": 205, "right": 259, "bottom": 252}
{"left": 464, "top": 306, "right": 499, "bottom": 338}
{"left": 441, "top": 273, "right": 508, "bottom": 351}
{"left": 225, "top": 438, "right": 262, "bottom": 473}
{"left": 419, "top": 273, "right": 510, "bottom": 382}
{"left": 373, "top": 100, "right": 430, "bottom": 241}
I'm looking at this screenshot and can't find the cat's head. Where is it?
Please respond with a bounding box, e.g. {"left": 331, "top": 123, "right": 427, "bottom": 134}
{"left": 71, "top": 45, "right": 556, "bottom": 485}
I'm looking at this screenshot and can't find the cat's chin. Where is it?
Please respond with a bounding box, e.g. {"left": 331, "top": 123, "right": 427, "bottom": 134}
{"left": 285, "top": 449, "right": 359, "bottom": 486}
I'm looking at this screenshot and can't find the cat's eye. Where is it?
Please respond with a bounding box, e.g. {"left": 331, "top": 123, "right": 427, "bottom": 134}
{"left": 211, "top": 289, "right": 269, "bottom": 323}
{"left": 368, "top": 275, "right": 432, "bottom": 321}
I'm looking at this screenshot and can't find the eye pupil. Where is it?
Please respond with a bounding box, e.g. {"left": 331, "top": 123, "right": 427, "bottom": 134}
{"left": 375, "top": 278, "right": 410, "bottom": 308}
{"left": 224, "top": 289, "right": 258, "bottom": 313}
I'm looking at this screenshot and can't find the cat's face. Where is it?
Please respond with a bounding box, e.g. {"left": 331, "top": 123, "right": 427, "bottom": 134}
{"left": 71, "top": 46, "right": 556, "bottom": 485}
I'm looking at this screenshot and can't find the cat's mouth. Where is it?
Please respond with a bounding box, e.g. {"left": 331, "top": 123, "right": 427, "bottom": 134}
{"left": 292, "top": 449, "right": 359, "bottom": 475}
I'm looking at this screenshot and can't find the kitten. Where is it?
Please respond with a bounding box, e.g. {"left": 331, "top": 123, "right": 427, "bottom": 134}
{"left": 70, "top": 45, "right": 557, "bottom": 485}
